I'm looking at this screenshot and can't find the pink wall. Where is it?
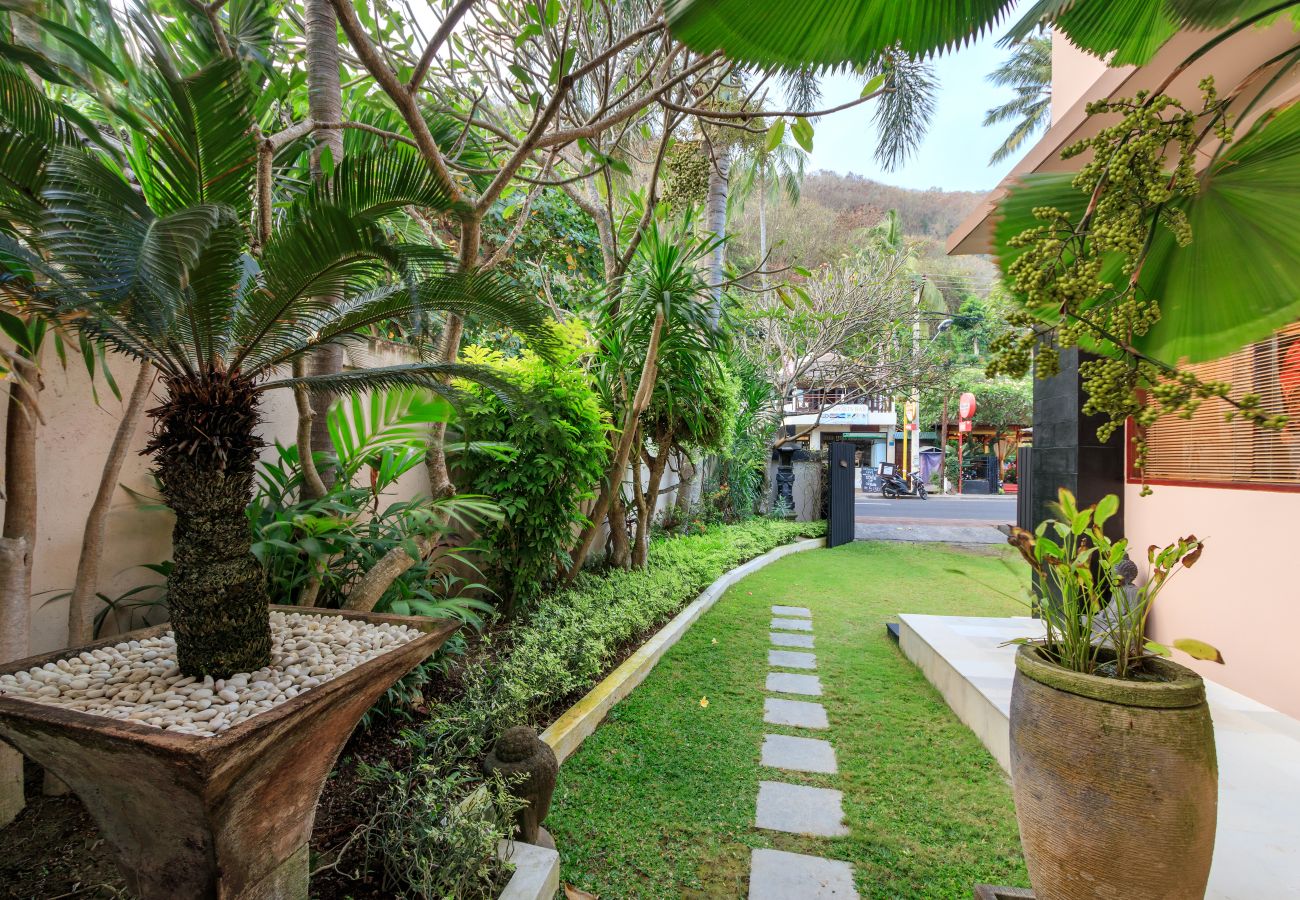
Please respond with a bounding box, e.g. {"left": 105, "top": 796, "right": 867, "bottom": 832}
{"left": 1049, "top": 31, "right": 1111, "bottom": 125}
{"left": 1125, "top": 482, "right": 1300, "bottom": 719}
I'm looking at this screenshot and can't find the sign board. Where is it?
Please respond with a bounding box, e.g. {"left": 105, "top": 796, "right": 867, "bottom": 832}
{"left": 958, "top": 420, "right": 973, "bottom": 433}
{"left": 959, "top": 391, "right": 977, "bottom": 420}
{"left": 903, "top": 400, "right": 918, "bottom": 423}
{"left": 860, "top": 466, "right": 882, "bottom": 493}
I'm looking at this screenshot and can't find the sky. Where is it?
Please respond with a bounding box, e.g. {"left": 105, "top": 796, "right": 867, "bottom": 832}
{"left": 795, "top": 16, "right": 1029, "bottom": 193}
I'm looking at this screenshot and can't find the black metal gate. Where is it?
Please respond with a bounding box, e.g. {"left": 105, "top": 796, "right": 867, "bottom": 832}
{"left": 827, "top": 441, "right": 855, "bottom": 548}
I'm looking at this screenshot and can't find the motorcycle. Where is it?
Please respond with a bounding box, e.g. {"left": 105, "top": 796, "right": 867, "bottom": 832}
{"left": 878, "top": 462, "right": 928, "bottom": 499}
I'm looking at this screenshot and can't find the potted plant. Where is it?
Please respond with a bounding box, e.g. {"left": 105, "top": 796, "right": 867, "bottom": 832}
{"left": 0, "top": 55, "right": 551, "bottom": 898}
{"left": 1006, "top": 489, "right": 1222, "bottom": 900}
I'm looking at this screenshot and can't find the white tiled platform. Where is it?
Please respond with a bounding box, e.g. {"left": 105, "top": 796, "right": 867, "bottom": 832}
{"left": 898, "top": 614, "right": 1300, "bottom": 900}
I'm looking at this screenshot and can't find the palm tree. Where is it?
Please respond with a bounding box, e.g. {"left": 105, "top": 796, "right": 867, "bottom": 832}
{"left": 729, "top": 137, "right": 806, "bottom": 297}
{"left": 984, "top": 34, "right": 1052, "bottom": 164}
{"left": 0, "top": 57, "right": 553, "bottom": 678}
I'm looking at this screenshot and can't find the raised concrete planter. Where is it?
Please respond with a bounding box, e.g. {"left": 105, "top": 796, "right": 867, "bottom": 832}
{"left": 0, "top": 607, "right": 458, "bottom": 900}
{"left": 540, "top": 536, "right": 825, "bottom": 763}
{"left": 898, "top": 613, "right": 1300, "bottom": 900}
{"left": 496, "top": 839, "right": 561, "bottom": 900}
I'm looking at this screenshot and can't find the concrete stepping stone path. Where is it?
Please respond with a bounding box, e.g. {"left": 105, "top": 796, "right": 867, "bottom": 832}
{"left": 751, "top": 605, "right": 858, "bottom": 896}
{"left": 764, "top": 697, "right": 829, "bottom": 730}
{"left": 772, "top": 605, "right": 812, "bottom": 618}
{"left": 755, "top": 781, "right": 849, "bottom": 836}
{"left": 769, "top": 649, "right": 817, "bottom": 669}
{"left": 762, "top": 734, "right": 838, "bottom": 774}
{"left": 766, "top": 672, "right": 822, "bottom": 696}
{"left": 771, "top": 631, "right": 814, "bottom": 649}
{"left": 749, "top": 849, "right": 858, "bottom": 900}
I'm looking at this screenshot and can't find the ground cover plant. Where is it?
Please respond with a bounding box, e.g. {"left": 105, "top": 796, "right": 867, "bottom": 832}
{"left": 548, "top": 540, "right": 1030, "bottom": 898}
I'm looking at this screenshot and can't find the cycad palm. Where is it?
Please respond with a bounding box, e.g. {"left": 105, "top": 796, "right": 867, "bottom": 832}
{"left": 0, "top": 59, "right": 554, "bottom": 677}
{"left": 984, "top": 34, "right": 1052, "bottom": 165}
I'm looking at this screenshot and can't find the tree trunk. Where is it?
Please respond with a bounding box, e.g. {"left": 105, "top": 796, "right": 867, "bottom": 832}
{"left": 1, "top": 355, "right": 41, "bottom": 661}
{"left": 566, "top": 309, "right": 665, "bottom": 581}
{"left": 632, "top": 429, "right": 672, "bottom": 568}
{"left": 704, "top": 151, "right": 730, "bottom": 324}
{"left": 424, "top": 313, "right": 465, "bottom": 500}
{"left": 306, "top": 0, "right": 345, "bottom": 481}
{"left": 65, "top": 361, "right": 154, "bottom": 646}
{"left": 148, "top": 375, "right": 270, "bottom": 678}
{"left": 673, "top": 451, "right": 696, "bottom": 524}
{"left": 607, "top": 492, "right": 630, "bottom": 569}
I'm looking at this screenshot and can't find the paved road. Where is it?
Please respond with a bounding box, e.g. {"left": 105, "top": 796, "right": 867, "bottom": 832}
{"left": 854, "top": 494, "right": 1015, "bottom": 525}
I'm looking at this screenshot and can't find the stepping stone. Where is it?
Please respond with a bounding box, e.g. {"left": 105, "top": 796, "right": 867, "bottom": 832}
{"left": 749, "top": 848, "right": 858, "bottom": 899}
{"left": 766, "top": 672, "right": 822, "bottom": 696}
{"left": 762, "top": 734, "right": 838, "bottom": 773}
{"left": 764, "top": 697, "right": 829, "bottom": 730}
{"left": 771, "top": 632, "right": 814, "bottom": 649}
{"left": 771, "top": 617, "right": 813, "bottom": 632}
{"left": 772, "top": 605, "right": 812, "bottom": 618}
{"left": 769, "top": 649, "right": 816, "bottom": 670}
{"left": 755, "top": 781, "right": 848, "bottom": 836}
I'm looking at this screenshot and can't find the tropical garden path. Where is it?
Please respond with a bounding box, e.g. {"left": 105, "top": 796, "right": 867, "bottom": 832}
{"left": 548, "top": 541, "right": 1033, "bottom": 898}
{"left": 751, "top": 604, "right": 857, "bottom": 898}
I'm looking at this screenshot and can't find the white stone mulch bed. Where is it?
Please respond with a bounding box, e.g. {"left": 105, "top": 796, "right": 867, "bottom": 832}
{"left": 0, "top": 611, "right": 420, "bottom": 736}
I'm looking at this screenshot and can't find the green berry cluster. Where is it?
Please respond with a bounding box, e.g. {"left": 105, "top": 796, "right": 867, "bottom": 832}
{"left": 990, "top": 78, "right": 1286, "bottom": 487}
{"left": 660, "top": 140, "right": 710, "bottom": 213}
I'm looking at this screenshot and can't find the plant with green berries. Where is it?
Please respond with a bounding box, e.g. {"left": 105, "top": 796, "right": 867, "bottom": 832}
{"left": 989, "top": 77, "right": 1287, "bottom": 492}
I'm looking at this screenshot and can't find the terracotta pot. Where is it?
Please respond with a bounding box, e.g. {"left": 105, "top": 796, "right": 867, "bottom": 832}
{"left": 0, "top": 606, "right": 457, "bottom": 900}
{"left": 1010, "top": 645, "right": 1217, "bottom": 900}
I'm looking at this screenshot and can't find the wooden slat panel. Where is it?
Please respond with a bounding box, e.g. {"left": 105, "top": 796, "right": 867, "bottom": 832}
{"left": 1140, "top": 324, "right": 1300, "bottom": 485}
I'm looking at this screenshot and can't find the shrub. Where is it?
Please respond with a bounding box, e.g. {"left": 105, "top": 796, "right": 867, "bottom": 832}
{"left": 456, "top": 326, "right": 611, "bottom": 610}
{"left": 348, "top": 518, "right": 824, "bottom": 896}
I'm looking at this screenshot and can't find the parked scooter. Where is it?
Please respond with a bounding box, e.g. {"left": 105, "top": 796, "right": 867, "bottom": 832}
{"left": 878, "top": 462, "right": 928, "bottom": 499}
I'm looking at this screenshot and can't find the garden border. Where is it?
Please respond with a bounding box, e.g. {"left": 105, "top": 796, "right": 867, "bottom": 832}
{"left": 539, "top": 536, "right": 827, "bottom": 764}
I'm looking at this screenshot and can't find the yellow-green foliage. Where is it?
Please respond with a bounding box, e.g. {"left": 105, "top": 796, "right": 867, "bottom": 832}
{"left": 457, "top": 323, "right": 611, "bottom": 609}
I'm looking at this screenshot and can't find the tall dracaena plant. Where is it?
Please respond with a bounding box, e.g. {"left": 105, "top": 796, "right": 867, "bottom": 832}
{"left": 0, "top": 57, "right": 555, "bottom": 678}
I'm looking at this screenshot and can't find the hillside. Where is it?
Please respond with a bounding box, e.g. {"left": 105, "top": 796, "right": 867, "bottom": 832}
{"left": 728, "top": 170, "right": 998, "bottom": 307}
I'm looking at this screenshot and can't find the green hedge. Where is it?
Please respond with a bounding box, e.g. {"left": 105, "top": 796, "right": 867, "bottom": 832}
{"left": 348, "top": 518, "right": 824, "bottom": 897}
{"left": 496, "top": 517, "right": 824, "bottom": 721}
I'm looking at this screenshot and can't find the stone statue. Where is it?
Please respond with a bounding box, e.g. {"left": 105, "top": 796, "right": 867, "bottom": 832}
{"left": 1091, "top": 553, "right": 1142, "bottom": 647}
{"left": 482, "top": 725, "right": 558, "bottom": 848}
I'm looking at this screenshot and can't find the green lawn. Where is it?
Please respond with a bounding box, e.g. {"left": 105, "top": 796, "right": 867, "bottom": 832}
{"left": 547, "top": 540, "right": 1032, "bottom": 898}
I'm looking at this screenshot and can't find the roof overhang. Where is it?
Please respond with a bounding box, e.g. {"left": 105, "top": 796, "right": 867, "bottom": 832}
{"left": 948, "top": 21, "right": 1300, "bottom": 257}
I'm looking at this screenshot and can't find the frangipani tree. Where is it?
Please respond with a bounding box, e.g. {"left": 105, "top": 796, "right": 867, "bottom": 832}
{"left": 0, "top": 57, "right": 554, "bottom": 678}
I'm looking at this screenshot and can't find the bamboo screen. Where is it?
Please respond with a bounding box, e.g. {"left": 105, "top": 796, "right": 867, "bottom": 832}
{"left": 1139, "top": 323, "right": 1300, "bottom": 486}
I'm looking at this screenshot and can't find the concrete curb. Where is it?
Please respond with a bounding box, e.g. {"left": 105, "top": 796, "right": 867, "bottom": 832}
{"left": 496, "top": 839, "right": 560, "bottom": 900}
{"left": 540, "top": 536, "right": 826, "bottom": 765}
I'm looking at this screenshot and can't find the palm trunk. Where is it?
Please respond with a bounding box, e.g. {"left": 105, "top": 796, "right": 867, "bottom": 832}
{"left": 66, "top": 361, "right": 154, "bottom": 645}
{"left": 704, "top": 152, "right": 730, "bottom": 324}
{"left": 306, "top": 0, "right": 345, "bottom": 481}
{"left": 148, "top": 375, "right": 270, "bottom": 678}
{"left": 758, "top": 171, "right": 769, "bottom": 299}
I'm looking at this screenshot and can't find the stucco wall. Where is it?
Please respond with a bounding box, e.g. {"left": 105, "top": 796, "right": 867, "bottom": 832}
{"left": 1050, "top": 31, "right": 1112, "bottom": 125}
{"left": 1125, "top": 482, "right": 1300, "bottom": 719}
{"left": 0, "top": 340, "right": 428, "bottom": 657}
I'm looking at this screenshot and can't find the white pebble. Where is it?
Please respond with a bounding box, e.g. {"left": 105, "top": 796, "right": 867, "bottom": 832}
{"left": 0, "top": 612, "right": 417, "bottom": 737}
